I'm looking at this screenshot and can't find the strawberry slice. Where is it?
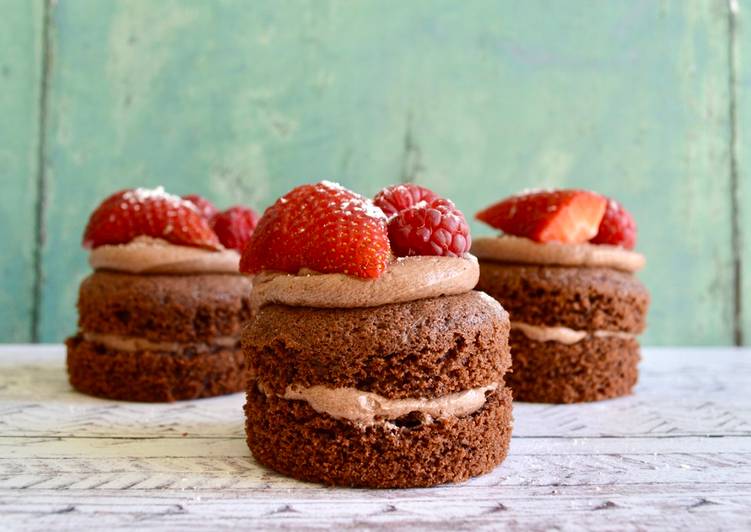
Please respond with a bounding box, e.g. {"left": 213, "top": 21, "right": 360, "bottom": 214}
{"left": 210, "top": 206, "right": 260, "bottom": 251}
{"left": 83, "top": 187, "right": 222, "bottom": 250}
{"left": 373, "top": 184, "right": 440, "bottom": 218}
{"left": 388, "top": 198, "right": 471, "bottom": 257}
{"left": 240, "top": 181, "right": 391, "bottom": 278}
{"left": 591, "top": 198, "right": 637, "bottom": 249}
{"left": 476, "top": 189, "right": 607, "bottom": 244}
{"left": 182, "top": 194, "right": 218, "bottom": 220}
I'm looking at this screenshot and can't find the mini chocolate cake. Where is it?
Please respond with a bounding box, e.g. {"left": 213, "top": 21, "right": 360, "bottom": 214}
{"left": 67, "top": 271, "right": 252, "bottom": 402}
{"left": 474, "top": 191, "right": 650, "bottom": 403}
{"left": 241, "top": 182, "right": 514, "bottom": 487}
{"left": 66, "top": 187, "right": 258, "bottom": 402}
{"left": 244, "top": 290, "right": 513, "bottom": 488}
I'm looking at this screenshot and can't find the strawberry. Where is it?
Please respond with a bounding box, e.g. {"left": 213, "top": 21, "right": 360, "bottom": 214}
{"left": 388, "top": 198, "right": 471, "bottom": 257}
{"left": 83, "top": 187, "right": 222, "bottom": 250}
{"left": 476, "top": 189, "right": 607, "bottom": 244}
{"left": 210, "top": 206, "right": 260, "bottom": 251}
{"left": 373, "top": 184, "right": 440, "bottom": 218}
{"left": 590, "top": 198, "right": 637, "bottom": 249}
{"left": 240, "top": 181, "right": 391, "bottom": 278}
{"left": 182, "top": 194, "right": 218, "bottom": 220}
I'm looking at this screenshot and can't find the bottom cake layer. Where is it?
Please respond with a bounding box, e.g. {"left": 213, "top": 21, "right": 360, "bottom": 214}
{"left": 66, "top": 335, "right": 245, "bottom": 402}
{"left": 508, "top": 329, "right": 640, "bottom": 403}
{"left": 245, "top": 384, "right": 513, "bottom": 488}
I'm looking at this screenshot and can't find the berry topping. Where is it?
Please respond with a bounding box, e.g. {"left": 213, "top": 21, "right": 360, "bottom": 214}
{"left": 83, "top": 187, "right": 222, "bottom": 250}
{"left": 240, "top": 181, "right": 391, "bottom": 278}
{"left": 388, "top": 198, "right": 471, "bottom": 257}
{"left": 182, "top": 194, "right": 218, "bottom": 220}
{"left": 476, "top": 189, "right": 607, "bottom": 244}
{"left": 373, "top": 184, "right": 440, "bottom": 218}
{"left": 210, "top": 206, "right": 260, "bottom": 251}
{"left": 591, "top": 198, "right": 637, "bottom": 249}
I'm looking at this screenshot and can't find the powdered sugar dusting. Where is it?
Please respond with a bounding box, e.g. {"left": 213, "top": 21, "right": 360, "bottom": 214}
{"left": 122, "top": 186, "right": 198, "bottom": 213}
{"left": 319, "top": 181, "right": 387, "bottom": 221}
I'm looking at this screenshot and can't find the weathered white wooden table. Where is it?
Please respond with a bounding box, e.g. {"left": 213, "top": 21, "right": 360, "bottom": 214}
{"left": 0, "top": 346, "right": 749, "bottom": 531}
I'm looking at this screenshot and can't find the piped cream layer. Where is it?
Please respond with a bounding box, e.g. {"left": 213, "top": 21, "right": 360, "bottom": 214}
{"left": 259, "top": 381, "right": 498, "bottom": 426}
{"left": 82, "top": 331, "right": 239, "bottom": 352}
{"left": 512, "top": 322, "right": 636, "bottom": 345}
{"left": 472, "top": 236, "right": 645, "bottom": 273}
{"left": 89, "top": 236, "right": 240, "bottom": 274}
{"left": 251, "top": 254, "right": 479, "bottom": 310}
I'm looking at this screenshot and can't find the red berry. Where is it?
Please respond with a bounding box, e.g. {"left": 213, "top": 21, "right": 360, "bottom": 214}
{"left": 373, "top": 184, "right": 440, "bottom": 218}
{"left": 590, "top": 199, "right": 637, "bottom": 249}
{"left": 210, "top": 206, "right": 260, "bottom": 251}
{"left": 182, "top": 194, "right": 218, "bottom": 219}
{"left": 83, "top": 187, "right": 222, "bottom": 250}
{"left": 240, "top": 181, "right": 391, "bottom": 279}
{"left": 476, "top": 189, "right": 607, "bottom": 244}
{"left": 388, "top": 198, "right": 471, "bottom": 257}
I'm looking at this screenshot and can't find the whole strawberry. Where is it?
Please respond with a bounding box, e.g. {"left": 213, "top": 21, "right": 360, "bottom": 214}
{"left": 373, "top": 184, "right": 440, "bottom": 218}
{"left": 591, "top": 199, "right": 637, "bottom": 249}
{"left": 211, "top": 206, "right": 260, "bottom": 252}
{"left": 240, "top": 181, "right": 391, "bottom": 279}
{"left": 83, "top": 187, "right": 222, "bottom": 250}
{"left": 182, "top": 194, "right": 218, "bottom": 220}
{"left": 388, "top": 197, "right": 471, "bottom": 257}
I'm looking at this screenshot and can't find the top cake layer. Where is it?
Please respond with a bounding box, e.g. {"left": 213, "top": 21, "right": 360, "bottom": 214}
{"left": 244, "top": 290, "right": 510, "bottom": 399}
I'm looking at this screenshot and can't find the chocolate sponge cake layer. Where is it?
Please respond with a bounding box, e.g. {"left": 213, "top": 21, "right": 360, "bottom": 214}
{"left": 66, "top": 335, "right": 245, "bottom": 402}
{"left": 477, "top": 262, "right": 649, "bottom": 333}
{"left": 78, "top": 271, "right": 252, "bottom": 342}
{"left": 508, "top": 329, "right": 640, "bottom": 403}
{"left": 244, "top": 291, "right": 511, "bottom": 399}
{"left": 245, "top": 384, "right": 513, "bottom": 488}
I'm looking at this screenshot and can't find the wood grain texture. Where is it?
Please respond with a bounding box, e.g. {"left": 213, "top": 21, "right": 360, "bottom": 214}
{"left": 0, "top": 346, "right": 749, "bottom": 531}
{"left": 0, "top": 0, "right": 44, "bottom": 342}
{"left": 737, "top": 0, "right": 751, "bottom": 344}
{"left": 0, "top": 0, "right": 738, "bottom": 345}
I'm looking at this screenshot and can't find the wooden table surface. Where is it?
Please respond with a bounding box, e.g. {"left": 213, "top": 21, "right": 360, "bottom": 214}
{"left": 1, "top": 346, "right": 749, "bottom": 531}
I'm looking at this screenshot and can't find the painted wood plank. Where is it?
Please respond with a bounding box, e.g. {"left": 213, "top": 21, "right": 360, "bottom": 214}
{"left": 2, "top": 486, "right": 749, "bottom": 531}
{"left": 407, "top": 0, "right": 735, "bottom": 346}
{"left": 38, "top": 0, "right": 425, "bottom": 342}
{"left": 36, "top": 1, "right": 736, "bottom": 346}
{"left": 0, "top": 346, "right": 749, "bottom": 530}
{"left": 737, "top": 0, "right": 751, "bottom": 345}
{"left": 0, "top": 0, "right": 44, "bottom": 342}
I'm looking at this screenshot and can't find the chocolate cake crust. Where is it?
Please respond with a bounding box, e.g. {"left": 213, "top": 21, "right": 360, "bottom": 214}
{"left": 66, "top": 335, "right": 245, "bottom": 402}
{"left": 245, "top": 384, "right": 513, "bottom": 488}
{"left": 77, "top": 271, "right": 252, "bottom": 342}
{"left": 507, "top": 329, "right": 640, "bottom": 403}
{"left": 477, "top": 261, "right": 649, "bottom": 332}
{"left": 244, "top": 291, "right": 511, "bottom": 399}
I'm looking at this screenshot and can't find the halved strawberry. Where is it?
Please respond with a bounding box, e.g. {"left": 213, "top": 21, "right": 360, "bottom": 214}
{"left": 388, "top": 198, "right": 471, "bottom": 257}
{"left": 83, "top": 187, "right": 222, "bottom": 250}
{"left": 476, "top": 189, "right": 607, "bottom": 244}
{"left": 373, "top": 184, "right": 440, "bottom": 218}
{"left": 182, "top": 194, "right": 218, "bottom": 220}
{"left": 240, "top": 181, "right": 391, "bottom": 278}
{"left": 591, "top": 198, "right": 637, "bottom": 249}
{"left": 210, "top": 206, "right": 260, "bottom": 251}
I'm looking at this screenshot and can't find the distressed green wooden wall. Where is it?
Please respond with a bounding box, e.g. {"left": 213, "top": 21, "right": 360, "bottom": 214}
{"left": 1, "top": 0, "right": 747, "bottom": 345}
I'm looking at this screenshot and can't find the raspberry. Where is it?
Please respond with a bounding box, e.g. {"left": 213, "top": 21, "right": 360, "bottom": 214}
{"left": 373, "top": 184, "right": 440, "bottom": 218}
{"left": 210, "top": 206, "right": 260, "bottom": 251}
{"left": 388, "top": 198, "right": 471, "bottom": 257}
